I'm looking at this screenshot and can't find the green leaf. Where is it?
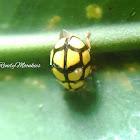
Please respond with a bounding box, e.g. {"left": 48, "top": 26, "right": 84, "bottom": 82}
{"left": 0, "top": 0, "right": 140, "bottom": 140}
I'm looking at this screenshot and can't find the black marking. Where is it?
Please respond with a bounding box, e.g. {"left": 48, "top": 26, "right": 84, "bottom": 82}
{"left": 51, "top": 48, "right": 55, "bottom": 67}
{"left": 59, "top": 80, "right": 85, "bottom": 90}
{"left": 54, "top": 61, "right": 91, "bottom": 83}
{"left": 64, "top": 37, "right": 71, "bottom": 89}
{"left": 64, "top": 39, "right": 68, "bottom": 69}
{"left": 68, "top": 44, "right": 88, "bottom": 53}
{"left": 67, "top": 63, "right": 83, "bottom": 73}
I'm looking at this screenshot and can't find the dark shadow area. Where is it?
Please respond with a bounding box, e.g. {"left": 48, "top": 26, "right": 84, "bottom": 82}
{"left": 92, "top": 50, "right": 140, "bottom": 70}
{"left": 63, "top": 74, "right": 98, "bottom": 114}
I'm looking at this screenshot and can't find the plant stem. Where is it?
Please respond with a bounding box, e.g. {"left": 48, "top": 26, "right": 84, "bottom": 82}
{"left": 0, "top": 22, "right": 139, "bottom": 58}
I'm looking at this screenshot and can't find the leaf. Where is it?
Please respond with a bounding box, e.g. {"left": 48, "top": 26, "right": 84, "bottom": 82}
{"left": 0, "top": 0, "right": 140, "bottom": 140}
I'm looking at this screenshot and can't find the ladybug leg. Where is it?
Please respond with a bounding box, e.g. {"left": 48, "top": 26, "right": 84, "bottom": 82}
{"left": 82, "top": 81, "right": 90, "bottom": 92}
{"left": 85, "top": 31, "right": 91, "bottom": 52}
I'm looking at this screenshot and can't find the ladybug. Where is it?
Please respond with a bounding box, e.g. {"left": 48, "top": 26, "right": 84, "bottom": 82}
{"left": 50, "top": 29, "right": 92, "bottom": 91}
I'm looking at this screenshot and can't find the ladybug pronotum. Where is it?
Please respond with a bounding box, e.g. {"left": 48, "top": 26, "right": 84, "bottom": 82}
{"left": 50, "top": 29, "right": 92, "bottom": 91}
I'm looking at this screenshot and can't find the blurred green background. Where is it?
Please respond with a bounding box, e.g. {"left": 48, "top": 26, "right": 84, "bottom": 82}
{"left": 0, "top": 0, "right": 140, "bottom": 140}
{"left": 0, "top": 0, "right": 140, "bottom": 33}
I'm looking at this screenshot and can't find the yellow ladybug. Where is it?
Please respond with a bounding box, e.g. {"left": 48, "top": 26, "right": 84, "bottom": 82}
{"left": 50, "top": 29, "right": 92, "bottom": 91}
